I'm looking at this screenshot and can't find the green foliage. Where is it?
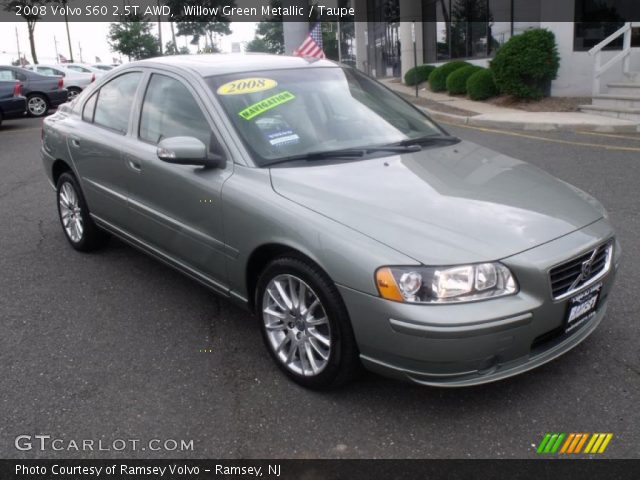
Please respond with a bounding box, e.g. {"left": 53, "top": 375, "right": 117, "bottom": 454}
{"left": 404, "top": 65, "right": 435, "bottom": 86}
{"left": 428, "top": 61, "right": 471, "bottom": 92}
{"left": 490, "top": 28, "right": 560, "bottom": 100}
{"left": 446, "top": 65, "right": 483, "bottom": 95}
{"left": 246, "top": 1, "right": 284, "bottom": 54}
{"left": 467, "top": 68, "right": 498, "bottom": 101}
{"left": 164, "top": 0, "right": 232, "bottom": 47}
{"left": 108, "top": 14, "right": 159, "bottom": 60}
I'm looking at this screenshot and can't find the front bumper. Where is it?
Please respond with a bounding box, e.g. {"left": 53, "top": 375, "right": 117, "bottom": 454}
{"left": 340, "top": 218, "right": 620, "bottom": 387}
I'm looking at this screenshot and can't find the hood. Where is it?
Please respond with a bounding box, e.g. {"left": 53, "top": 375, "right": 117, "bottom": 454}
{"left": 269, "top": 141, "right": 603, "bottom": 265}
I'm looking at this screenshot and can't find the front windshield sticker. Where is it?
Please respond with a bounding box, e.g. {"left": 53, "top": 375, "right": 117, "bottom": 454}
{"left": 238, "top": 91, "right": 295, "bottom": 121}
{"left": 217, "top": 77, "right": 278, "bottom": 95}
{"left": 266, "top": 129, "right": 300, "bottom": 147}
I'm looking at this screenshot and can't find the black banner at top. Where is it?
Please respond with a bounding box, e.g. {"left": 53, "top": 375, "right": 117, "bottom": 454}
{"left": 0, "top": 0, "right": 639, "bottom": 22}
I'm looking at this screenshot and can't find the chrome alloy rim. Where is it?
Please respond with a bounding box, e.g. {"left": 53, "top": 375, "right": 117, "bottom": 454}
{"left": 67, "top": 89, "right": 79, "bottom": 99}
{"left": 28, "top": 96, "right": 47, "bottom": 115}
{"left": 59, "top": 182, "right": 83, "bottom": 243}
{"left": 262, "top": 274, "right": 331, "bottom": 376}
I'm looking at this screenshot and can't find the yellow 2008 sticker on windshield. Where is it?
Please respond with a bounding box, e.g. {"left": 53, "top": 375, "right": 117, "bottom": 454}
{"left": 217, "top": 77, "right": 277, "bottom": 95}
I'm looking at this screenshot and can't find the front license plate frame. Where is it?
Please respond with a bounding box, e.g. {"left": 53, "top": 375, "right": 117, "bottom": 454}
{"left": 565, "top": 283, "right": 602, "bottom": 334}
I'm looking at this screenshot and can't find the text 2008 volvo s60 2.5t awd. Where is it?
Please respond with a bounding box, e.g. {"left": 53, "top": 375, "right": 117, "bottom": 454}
{"left": 41, "top": 54, "right": 620, "bottom": 389}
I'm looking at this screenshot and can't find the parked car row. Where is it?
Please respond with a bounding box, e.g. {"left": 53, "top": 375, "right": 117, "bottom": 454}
{"left": 0, "top": 62, "right": 104, "bottom": 124}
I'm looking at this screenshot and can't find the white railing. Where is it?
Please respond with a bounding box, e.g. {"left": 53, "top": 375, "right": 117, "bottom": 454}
{"left": 588, "top": 22, "right": 637, "bottom": 96}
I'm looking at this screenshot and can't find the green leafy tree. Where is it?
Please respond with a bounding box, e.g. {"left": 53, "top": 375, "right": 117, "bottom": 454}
{"left": 164, "top": 0, "right": 232, "bottom": 49}
{"left": 246, "top": 0, "right": 284, "bottom": 54}
{"left": 108, "top": 14, "right": 159, "bottom": 61}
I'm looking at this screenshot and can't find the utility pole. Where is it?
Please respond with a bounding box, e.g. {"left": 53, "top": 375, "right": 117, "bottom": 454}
{"left": 54, "top": 35, "right": 59, "bottom": 63}
{"left": 65, "top": 9, "right": 74, "bottom": 62}
{"left": 78, "top": 42, "right": 83, "bottom": 62}
{"left": 15, "top": 26, "right": 22, "bottom": 66}
{"left": 412, "top": 22, "right": 418, "bottom": 98}
{"left": 337, "top": 21, "right": 342, "bottom": 63}
{"left": 157, "top": 0, "right": 163, "bottom": 55}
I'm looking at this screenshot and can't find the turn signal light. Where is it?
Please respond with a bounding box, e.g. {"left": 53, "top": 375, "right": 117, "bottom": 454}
{"left": 375, "top": 268, "right": 404, "bottom": 302}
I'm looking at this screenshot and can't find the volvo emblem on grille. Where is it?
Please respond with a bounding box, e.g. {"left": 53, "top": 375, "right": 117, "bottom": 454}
{"left": 571, "top": 248, "right": 598, "bottom": 290}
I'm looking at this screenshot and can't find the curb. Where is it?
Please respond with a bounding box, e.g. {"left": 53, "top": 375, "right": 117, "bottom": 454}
{"left": 418, "top": 107, "right": 640, "bottom": 133}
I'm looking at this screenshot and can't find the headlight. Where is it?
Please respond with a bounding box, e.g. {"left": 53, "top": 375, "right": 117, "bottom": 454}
{"left": 375, "top": 263, "right": 517, "bottom": 304}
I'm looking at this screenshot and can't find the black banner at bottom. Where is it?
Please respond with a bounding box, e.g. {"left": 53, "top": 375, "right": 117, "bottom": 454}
{"left": 2, "top": 459, "right": 640, "bottom": 480}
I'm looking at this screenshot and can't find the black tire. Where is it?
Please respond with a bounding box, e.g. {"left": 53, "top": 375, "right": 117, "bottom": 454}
{"left": 67, "top": 87, "right": 81, "bottom": 100}
{"left": 56, "top": 171, "right": 109, "bottom": 251}
{"left": 26, "top": 94, "right": 49, "bottom": 117}
{"left": 255, "top": 256, "right": 361, "bottom": 389}
{"left": 0, "top": 110, "right": 3, "bottom": 126}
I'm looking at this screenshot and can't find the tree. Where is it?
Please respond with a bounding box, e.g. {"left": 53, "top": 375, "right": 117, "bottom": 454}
{"left": 164, "top": 0, "right": 232, "bottom": 48}
{"left": 246, "top": 0, "right": 284, "bottom": 54}
{"left": 108, "top": 14, "right": 159, "bottom": 61}
{"left": 2, "top": 0, "right": 61, "bottom": 64}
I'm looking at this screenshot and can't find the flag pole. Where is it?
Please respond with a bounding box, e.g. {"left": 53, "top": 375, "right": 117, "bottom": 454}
{"left": 54, "top": 35, "right": 59, "bottom": 63}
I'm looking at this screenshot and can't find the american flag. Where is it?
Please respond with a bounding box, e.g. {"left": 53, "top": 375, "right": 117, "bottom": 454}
{"left": 293, "top": 23, "right": 325, "bottom": 59}
{"left": 58, "top": 53, "right": 68, "bottom": 63}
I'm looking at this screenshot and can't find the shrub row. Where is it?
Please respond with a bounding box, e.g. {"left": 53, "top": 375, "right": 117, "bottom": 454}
{"left": 404, "top": 28, "right": 559, "bottom": 101}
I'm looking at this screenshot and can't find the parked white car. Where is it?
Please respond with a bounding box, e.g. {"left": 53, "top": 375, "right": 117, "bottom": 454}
{"left": 61, "top": 63, "right": 107, "bottom": 78}
{"left": 24, "top": 64, "right": 94, "bottom": 99}
{"left": 91, "top": 64, "right": 117, "bottom": 72}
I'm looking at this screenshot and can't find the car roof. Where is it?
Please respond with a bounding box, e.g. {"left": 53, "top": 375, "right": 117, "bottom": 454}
{"left": 130, "top": 53, "right": 339, "bottom": 77}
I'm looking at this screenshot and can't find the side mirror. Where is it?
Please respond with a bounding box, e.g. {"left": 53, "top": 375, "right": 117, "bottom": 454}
{"left": 157, "top": 136, "right": 224, "bottom": 168}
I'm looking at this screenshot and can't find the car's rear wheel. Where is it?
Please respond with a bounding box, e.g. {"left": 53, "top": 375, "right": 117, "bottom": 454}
{"left": 256, "top": 256, "right": 360, "bottom": 389}
{"left": 56, "top": 172, "right": 108, "bottom": 251}
{"left": 67, "top": 87, "right": 81, "bottom": 100}
{"left": 26, "top": 94, "right": 49, "bottom": 117}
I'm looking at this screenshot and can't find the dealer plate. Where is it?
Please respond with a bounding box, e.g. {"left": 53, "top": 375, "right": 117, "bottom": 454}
{"left": 565, "top": 283, "right": 602, "bottom": 334}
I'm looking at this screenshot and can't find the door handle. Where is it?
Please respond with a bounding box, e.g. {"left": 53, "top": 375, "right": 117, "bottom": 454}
{"left": 69, "top": 136, "right": 80, "bottom": 148}
{"left": 127, "top": 158, "right": 142, "bottom": 172}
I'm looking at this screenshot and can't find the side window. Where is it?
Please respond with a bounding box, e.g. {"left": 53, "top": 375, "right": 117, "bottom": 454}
{"left": 139, "top": 74, "right": 211, "bottom": 146}
{"left": 83, "top": 92, "right": 97, "bottom": 122}
{"left": 93, "top": 72, "right": 142, "bottom": 134}
{"left": 0, "top": 69, "right": 15, "bottom": 80}
{"left": 37, "top": 67, "right": 56, "bottom": 76}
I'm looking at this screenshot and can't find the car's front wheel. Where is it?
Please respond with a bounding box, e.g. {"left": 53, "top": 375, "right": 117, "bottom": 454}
{"left": 256, "top": 256, "right": 360, "bottom": 389}
{"left": 56, "top": 172, "right": 108, "bottom": 251}
{"left": 26, "top": 94, "right": 49, "bottom": 117}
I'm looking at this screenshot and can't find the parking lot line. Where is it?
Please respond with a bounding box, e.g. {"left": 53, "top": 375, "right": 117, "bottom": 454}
{"left": 440, "top": 122, "right": 640, "bottom": 153}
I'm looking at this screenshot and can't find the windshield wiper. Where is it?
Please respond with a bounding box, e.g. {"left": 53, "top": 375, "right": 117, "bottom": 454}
{"left": 392, "top": 135, "right": 460, "bottom": 148}
{"left": 266, "top": 144, "right": 422, "bottom": 166}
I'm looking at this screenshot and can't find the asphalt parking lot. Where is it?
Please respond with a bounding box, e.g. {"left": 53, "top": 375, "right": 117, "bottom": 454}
{"left": 1, "top": 116, "right": 638, "bottom": 459}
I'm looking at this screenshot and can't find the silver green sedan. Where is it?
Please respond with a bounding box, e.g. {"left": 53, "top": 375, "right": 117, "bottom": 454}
{"left": 41, "top": 54, "right": 620, "bottom": 389}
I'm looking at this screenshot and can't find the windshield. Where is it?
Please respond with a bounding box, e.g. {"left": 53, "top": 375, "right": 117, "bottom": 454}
{"left": 207, "top": 67, "right": 446, "bottom": 166}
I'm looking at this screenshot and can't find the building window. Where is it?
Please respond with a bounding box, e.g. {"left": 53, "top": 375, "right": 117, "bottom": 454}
{"left": 574, "top": 0, "right": 637, "bottom": 51}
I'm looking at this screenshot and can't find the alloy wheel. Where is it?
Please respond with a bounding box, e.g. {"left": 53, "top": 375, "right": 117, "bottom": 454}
{"left": 58, "top": 182, "right": 84, "bottom": 243}
{"left": 68, "top": 89, "right": 80, "bottom": 99}
{"left": 262, "top": 274, "right": 331, "bottom": 376}
{"left": 28, "top": 96, "right": 47, "bottom": 116}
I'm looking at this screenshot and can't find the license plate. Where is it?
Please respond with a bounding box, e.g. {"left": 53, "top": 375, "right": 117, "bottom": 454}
{"left": 565, "top": 283, "right": 602, "bottom": 334}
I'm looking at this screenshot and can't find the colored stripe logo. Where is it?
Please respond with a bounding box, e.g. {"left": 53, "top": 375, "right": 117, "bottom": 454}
{"left": 537, "top": 433, "right": 613, "bottom": 454}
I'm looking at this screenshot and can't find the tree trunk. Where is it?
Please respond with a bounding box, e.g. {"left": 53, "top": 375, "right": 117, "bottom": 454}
{"left": 28, "top": 23, "right": 38, "bottom": 64}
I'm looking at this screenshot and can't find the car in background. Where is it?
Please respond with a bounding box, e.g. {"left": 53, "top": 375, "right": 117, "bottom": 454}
{"left": 91, "top": 64, "right": 116, "bottom": 72}
{"left": 24, "top": 64, "right": 94, "bottom": 99}
{"left": 62, "top": 63, "right": 107, "bottom": 78}
{"left": 0, "top": 65, "right": 68, "bottom": 117}
{"left": 0, "top": 79, "right": 27, "bottom": 126}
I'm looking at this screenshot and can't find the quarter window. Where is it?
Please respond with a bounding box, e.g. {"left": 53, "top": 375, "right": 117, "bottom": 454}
{"left": 139, "top": 74, "right": 211, "bottom": 145}
{"left": 93, "top": 72, "right": 142, "bottom": 134}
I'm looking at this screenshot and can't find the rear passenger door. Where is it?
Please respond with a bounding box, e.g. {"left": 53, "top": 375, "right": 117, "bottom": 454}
{"left": 123, "top": 71, "right": 233, "bottom": 285}
{"left": 69, "top": 71, "right": 143, "bottom": 228}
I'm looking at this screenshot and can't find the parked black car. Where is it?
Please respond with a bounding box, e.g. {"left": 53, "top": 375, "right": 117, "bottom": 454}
{"left": 0, "top": 80, "right": 27, "bottom": 126}
{"left": 0, "top": 66, "right": 68, "bottom": 117}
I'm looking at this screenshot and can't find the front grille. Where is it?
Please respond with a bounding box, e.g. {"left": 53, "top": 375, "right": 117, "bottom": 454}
{"left": 549, "top": 242, "right": 612, "bottom": 299}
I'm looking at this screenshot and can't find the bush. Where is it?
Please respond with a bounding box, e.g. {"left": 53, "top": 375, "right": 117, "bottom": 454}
{"left": 490, "top": 28, "right": 560, "bottom": 100}
{"left": 446, "top": 65, "right": 483, "bottom": 95}
{"left": 467, "top": 68, "right": 499, "bottom": 100}
{"left": 428, "top": 60, "right": 471, "bottom": 92}
{"left": 404, "top": 65, "right": 436, "bottom": 86}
